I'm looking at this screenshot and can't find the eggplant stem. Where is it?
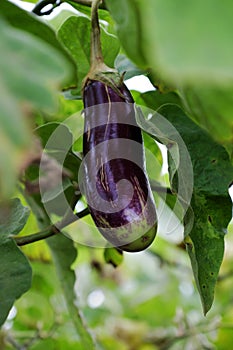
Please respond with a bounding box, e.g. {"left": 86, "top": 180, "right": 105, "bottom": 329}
{"left": 90, "top": 0, "right": 104, "bottom": 68}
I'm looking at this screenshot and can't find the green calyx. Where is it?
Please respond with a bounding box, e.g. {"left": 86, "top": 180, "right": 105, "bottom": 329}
{"left": 83, "top": 63, "right": 126, "bottom": 98}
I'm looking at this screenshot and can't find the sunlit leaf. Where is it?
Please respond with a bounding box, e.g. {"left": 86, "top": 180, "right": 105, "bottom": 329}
{"left": 57, "top": 15, "right": 120, "bottom": 95}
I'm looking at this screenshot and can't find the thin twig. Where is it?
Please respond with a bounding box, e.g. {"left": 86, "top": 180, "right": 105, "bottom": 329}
{"left": 14, "top": 207, "right": 89, "bottom": 246}
{"left": 150, "top": 183, "right": 173, "bottom": 194}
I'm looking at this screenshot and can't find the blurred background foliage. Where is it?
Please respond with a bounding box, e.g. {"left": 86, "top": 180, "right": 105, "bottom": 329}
{"left": 0, "top": 0, "right": 233, "bottom": 349}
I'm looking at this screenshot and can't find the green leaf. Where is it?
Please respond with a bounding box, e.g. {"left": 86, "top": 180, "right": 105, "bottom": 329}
{"left": 27, "top": 123, "right": 81, "bottom": 217}
{"left": 135, "top": 105, "right": 193, "bottom": 215}
{"left": 142, "top": 132, "right": 163, "bottom": 182}
{"left": 134, "top": 90, "right": 183, "bottom": 112}
{"left": 57, "top": 15, "right": 120, "bottom": 94}
{"left": 20, "top": 194, "right": 95, "bottom": 348}
{"left": 0, "top": 198, "right": 30, "bottom": 239}
{"left": 137, "top": 0, "right": 233, "bottom": 85}
{"left": 36, "top": 122, "right": 73, "bottom": 151}
{"left": 186, "top": 193, "right": 231, "bottom": 315}
{"left": 0, "top": 240, "right": 32, "bottom": 327}
{"left": 67, "top": 0, "right": 116, "bottom": 31}
{"left": 115, "top": 54, "right": 145, "bottom": 80}
{"left": 0, "top": 15, "right": 71, "bottom": 198}
{"left": 47, "top": 234, "right": 96, "bottom": 349}
{"left": 159, "top": 105, "right": 233, "bottom": 196}
{"left": 0, "top": 20, "right": 70, "bottom": 112}
{"left": 105, "top": 0, "right": 147, "bottom": 67}
{"left": 180, "top": 85, "right": 233, "bottom": 147}
{"left": 156, "top": 105, "right": 233, "bottom": 313}
{"left": 135, "top": 97, "right": 233, "bottom": 313}
{"left": 1, "top": 0, "right": 76, "bottom": 83}
{"left": 104, "top": 246, "right": 123, "bottom": 267}
{"left": 0, "top": 198, "right": 32, "bottom": 326}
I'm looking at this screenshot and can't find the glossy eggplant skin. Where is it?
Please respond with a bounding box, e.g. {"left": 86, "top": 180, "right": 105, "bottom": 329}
{"left": 82, "top": 80, "right": 157, "bottom": 252}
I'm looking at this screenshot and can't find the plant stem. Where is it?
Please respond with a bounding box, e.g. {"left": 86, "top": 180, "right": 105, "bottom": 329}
{"left": 150, "top": 180, "right": 173, "bottom": 194}
{"left": 90, "top": 0, "right": 104, "bottom": 68}
{"left": 14, "top": 207, "right": 90, "bottom": 246}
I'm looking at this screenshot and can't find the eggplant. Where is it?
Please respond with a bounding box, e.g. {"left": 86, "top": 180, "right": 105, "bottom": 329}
{"left": 81, "top": 79, "right": 157, "bottom": 252}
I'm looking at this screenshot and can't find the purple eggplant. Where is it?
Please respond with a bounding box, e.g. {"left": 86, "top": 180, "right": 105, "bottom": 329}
{"left": 81, "top": 79, "right": 157, "bottom": 252}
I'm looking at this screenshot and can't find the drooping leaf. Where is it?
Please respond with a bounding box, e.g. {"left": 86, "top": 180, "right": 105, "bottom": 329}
{"left": 57, "top": 15, "right": 120, "bottom": 95}
{"left": 0, "top": 198, "right": 32, "bottom": 326}
{"left": 186, "top": 194, "right": 230, "bottom": 315}
{"left": 135, "top": 95, "right": 233, "bottom": 313}
{"left": 47, "top": 234, "right": 96, "bottom": 349}
{"left": 155, "top": 104, "right": 233, "bottom": 313}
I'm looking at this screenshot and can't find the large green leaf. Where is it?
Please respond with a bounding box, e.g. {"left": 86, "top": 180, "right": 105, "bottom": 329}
{"left": 137, "top": 0, "right": 233, "bottom": 85}
{"left": 156, "top": 105, "right": 233, "bottom": 313}
{"left": 0, "top": 198, "right": 32, "bottom": 326}
{"left": 1, "top": 0, "right": 76, "bottom": 82}
{"left": 105, "top": 0, "right": 233, "bottom": 149}
{"left": 180, "top": 85, "right": 233, "bottom": 147}
{"left": 135, "top": 93, "right": 233, "bottom": 313}
{"left": 0, "top": 16, "right": 71, "bottom": 198}
{"left": 57, "top": 15, "right": 120, "bottom": 95}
